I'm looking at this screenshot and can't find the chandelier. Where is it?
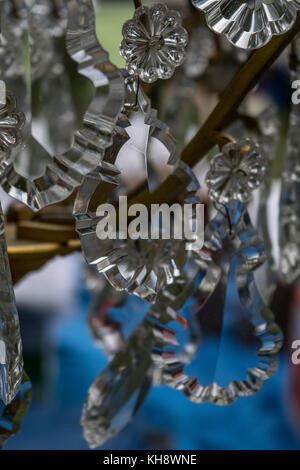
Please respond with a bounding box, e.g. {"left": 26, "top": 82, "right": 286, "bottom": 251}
{"left": 0, "top": 0, "right": 299, "bottom": 449}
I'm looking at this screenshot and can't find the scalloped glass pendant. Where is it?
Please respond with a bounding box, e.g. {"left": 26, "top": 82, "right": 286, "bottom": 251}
{"left": 0, "top": 0, "right": 125, "bottom": 210}
{"left": 193, "top": 0, "right": 300, "bottom": 50}
{"left": 74, "top": 74, "right": 200, "bottom": 303}
{"left": 151, "top": 201, "right": 283, "bottom": 405}
{"left": 81, "top": 317, "right": 154, "bottom": 448}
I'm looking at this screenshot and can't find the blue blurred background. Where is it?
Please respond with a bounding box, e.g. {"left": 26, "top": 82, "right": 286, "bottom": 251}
{"left": 2, "top": 253, "right": 299, "bottom": 450}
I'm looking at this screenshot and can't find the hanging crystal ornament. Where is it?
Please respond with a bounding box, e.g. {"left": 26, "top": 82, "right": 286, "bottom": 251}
{"left": 0, "top": 85, "right": 25, "bottom": 178}
{"left": 81, "top": 273, "right": 203, "bottom": 448}
{"left": 120, "top": 3, "right": 188, "bottom": 83}
{"left": 192, "top": 0, "right": 300, "bottom": 50}
{"left": 151, "top": 200, "right": 283, "bottom": 404}
{"left": 279, "top": 36, "right": 300, "bottom": 284}
{"left": 256, "top": 106, "right": 280, "bottom": 303}
{"left": 206, "top": 138, "right": 267, "bottom": 205}
{"left": 0, "top": 372, "right": 32, "bottom": 449}
{"left": 227, "top": 106, "right": 281, "bottom": 303}
{"left": 31, "top": 1, "right": 77, "bottom": 156}
{"left": 74, "top": 74, "right": 200, "bottom": 303}
{"left": 81, "top": 316, "right": 154, "bottom": 448}
{"left": 0, "top": 202, "right": 23, "bottom": 406}
{"left": 0, "top": 0, "right": 126, "bottom": 211}
{"left": 0, "top": 2, "right": 74, "bottom": 160}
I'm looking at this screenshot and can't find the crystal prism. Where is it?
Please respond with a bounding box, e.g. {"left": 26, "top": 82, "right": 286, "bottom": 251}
{"left": 81, "top": 318, "right": 154, "bottom": 448}
{"left": 0, "top": 202, "right": 23, "bottom": 406}
{"left": 279, "top": 35, "right": 300, "bottom": 283}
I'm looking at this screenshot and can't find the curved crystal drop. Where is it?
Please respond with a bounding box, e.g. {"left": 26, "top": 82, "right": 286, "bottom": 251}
{"left": 0, "top": 202, "right": 23, "bottom": 406}
{"left": 279, "top": 36, "right": 300, "bottom": 283}
{"left": 151, "top": 201, "right": 283, "bottom": 405}
{"left": 256, "top": 106, "right": 281, "bottom": 302}
{"left": 81, "top": 274, "right": 203, "bottom": 448}
{"left": 74, "top": 75, "right": 200, "bottom": 303}
{"left": 81, "top": 318, "right": 154, "bottom": 448}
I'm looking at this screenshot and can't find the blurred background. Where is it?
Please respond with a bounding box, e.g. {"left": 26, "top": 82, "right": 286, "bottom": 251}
{"left": 2, "top": 0, "right": 300, "bottom": 450}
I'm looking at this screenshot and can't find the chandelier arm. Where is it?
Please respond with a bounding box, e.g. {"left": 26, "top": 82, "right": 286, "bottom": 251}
{"left": 7, "top": 235, "right": 81, "bottom": 284}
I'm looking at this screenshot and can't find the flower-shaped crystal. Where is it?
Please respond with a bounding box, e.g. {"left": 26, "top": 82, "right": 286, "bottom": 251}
{"left": 192, "top": 0, "right": 300, "bottom": 50}
{"left": 206, "top": 138, "right": 266, "bottom": 204}
{"left": 120, "top": 3, "right": 188, "bottom": 83}
{"left": 0, "top": 91, "right": 24, "bottom": 153}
